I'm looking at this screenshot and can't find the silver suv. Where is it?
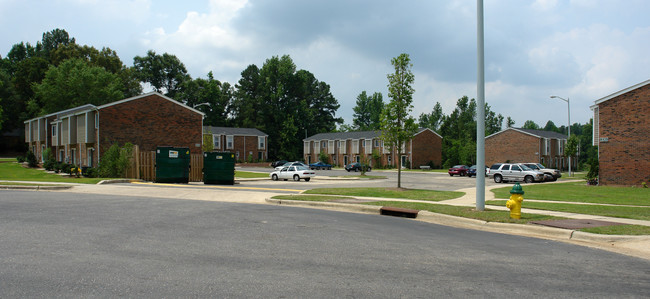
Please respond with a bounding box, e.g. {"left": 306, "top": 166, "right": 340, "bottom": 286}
{"left": 522, "top": 163, "right": 561, "bottom": 181}
{"left": 487, "top": 163, "right": 545, "bottom": 183}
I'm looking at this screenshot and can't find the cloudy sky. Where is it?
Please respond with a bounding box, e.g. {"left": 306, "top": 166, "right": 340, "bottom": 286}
{"left": 1, "top": 0, "right": 649, "bottom": 129}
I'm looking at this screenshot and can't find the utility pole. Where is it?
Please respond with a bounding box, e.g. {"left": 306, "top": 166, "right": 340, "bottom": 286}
{"left": 476, "top": 0, "right": 485, "bottom": 211}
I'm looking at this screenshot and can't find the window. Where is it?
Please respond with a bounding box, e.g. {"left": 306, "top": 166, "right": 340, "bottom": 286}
{"left": 352, "top": 140, "right": 359, "bottom": 154}
{"left": 502, "top": 165, "right": 510, "bottom": 171}
{"left": 365, "top": 139, "right": 372, "bottom": 154}
{"left": 213, "top": 134, "right": 221, "bottom": 149}
{"left": 321, "top": 141, "right": 327, "bottom": 148}
{"left": 374, "top": 139, "right": 379, "bottom": 147}
{"left": 304, "top": 141, "right": 311, "bottom": 154}
{"left": 355, "top": 155, "right": 360, "bottom": 163}
{"left": 59, "top": 149, "right": 65, "bottom": 162}
{"left": 95, "top": 113, "right": 99, "bottom": 129}
{"left": 88, "top": 148, "right": 94, "bottom": 167}
{"left": 258, "top": 136, "right": 265, "bottom": 149}
{"left": 328, "top": 140, "right": 335, "bottom": 153}
{"left": 339, "top": 140, "right": 346, "bottom": 154}
{"left": 512, "top": 165, "right": 521, "bottom": 171}
{"left": 226, "top": 135, "right": 234, "bottom": 149}
{"left": 52, "top": 124, "right": 57, "bottom": 137}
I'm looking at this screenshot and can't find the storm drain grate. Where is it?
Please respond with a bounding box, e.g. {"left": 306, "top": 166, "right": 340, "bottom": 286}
{"left": 380, "top": 207, "right": 419, "bottom": 218}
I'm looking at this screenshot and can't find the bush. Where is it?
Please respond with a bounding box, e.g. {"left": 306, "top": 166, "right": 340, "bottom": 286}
{"left": 43, "top": 148, "right": 57, "bottom": 171}
{"left": 318, "top": 151, "right": 330, "bottom": 165}
{"left": 98, "top": 142, "right": 133, "bottom": 178}
{"left": 61, "top": 163, "right": 73, "bottom": 174}
{"left": 16, "top": 156, "right": 25, "bottom": 163}
{"left": 55, "top": 162, "right": 65, "bottom": 173}
{"left": 26, "top": 151, "right": 38, "bottom": 168}
{"left": 84, "top": 167, "right": 98, "bottom": 178}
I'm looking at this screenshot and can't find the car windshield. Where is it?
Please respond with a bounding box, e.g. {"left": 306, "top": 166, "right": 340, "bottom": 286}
{"left": 469, "top": 166, "right": 476, "bottom": 169}
{"left": 536, "top": 163, "right": 545, "bottom": 169}
{"left": 520, "top": 164, "right": 532, "bottom": 171}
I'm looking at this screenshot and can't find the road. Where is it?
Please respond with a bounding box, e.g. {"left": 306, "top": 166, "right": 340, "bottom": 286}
{"left": 1, "top": 190, "right": 648, "bottom": 298}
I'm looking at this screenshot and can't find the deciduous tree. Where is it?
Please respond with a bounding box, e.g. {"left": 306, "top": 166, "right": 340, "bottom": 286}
{"left": 380, "top": 53, "right": 418, "bottom": 188}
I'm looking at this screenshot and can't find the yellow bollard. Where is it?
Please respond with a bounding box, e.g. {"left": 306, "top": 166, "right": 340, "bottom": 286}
{"left": 506, "top": 182, "right": 524, "bottom": 219}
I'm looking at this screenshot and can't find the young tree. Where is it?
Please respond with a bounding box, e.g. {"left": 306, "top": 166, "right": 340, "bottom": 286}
{"left": 506, "top": 116, "right": 515, "bottom": 128}
{"left": 352, "top": 91, "right": 384, "bottom": 131}
{"left": 380, "top": 53, "right": 418, "bottom": 188}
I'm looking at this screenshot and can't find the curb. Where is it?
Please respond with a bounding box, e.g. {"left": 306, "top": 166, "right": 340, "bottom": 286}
{"left": 97, "top": 179, "right": 143, "bottom": 184}
{"left": 0, "top": 185, "right": 73, "bottom": 190}
{"left": 264, "top": 198, "right": 649, "bottom": 244}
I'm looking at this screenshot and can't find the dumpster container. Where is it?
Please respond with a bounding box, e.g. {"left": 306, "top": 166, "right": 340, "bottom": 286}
{"left": 203, "top": 152, "right": 235, "bottom": 185}
{"left": 155, "top": 146, "right": 190, "bottom": 183}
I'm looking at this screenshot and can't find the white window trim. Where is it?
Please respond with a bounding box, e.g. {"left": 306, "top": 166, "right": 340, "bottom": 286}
{"left": 226, "top": 135, "right": 234, "bottom": 149}
{"left": 258, "top": 136, "right": 265, "bottom": 150}
{"left": 213, "top": 134, "right": 221, "bottom": 149}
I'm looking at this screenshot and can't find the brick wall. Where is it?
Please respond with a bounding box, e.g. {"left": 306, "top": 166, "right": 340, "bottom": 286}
{"left": 98, "top": 94, "right": 203, "bottom": 158}
{"left": 411, "top": 129, "right": 442, "bottom": 168}
{"left": 597, "top": 84, "right": 650, "bottom": 186}
{"left": 485, "top": 130, "right": 539, "bottom": 166}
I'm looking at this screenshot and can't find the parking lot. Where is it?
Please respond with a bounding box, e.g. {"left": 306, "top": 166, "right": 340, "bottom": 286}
{"left": 243, "top": 167, "right": 505, "bottom": 192}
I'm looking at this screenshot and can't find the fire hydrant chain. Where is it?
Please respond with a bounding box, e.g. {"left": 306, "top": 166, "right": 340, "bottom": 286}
{"left": 506, "top": 182, "right": 524, "bottom": 219}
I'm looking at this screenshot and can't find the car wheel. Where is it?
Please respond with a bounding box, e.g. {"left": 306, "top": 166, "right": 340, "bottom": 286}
{"left": 524, "top": 175, "right": 534, "bottom": 184}
{"left": 293, "top": 175, "right": 300, "bottom": 181}
{"left": 272, "top": 174, "right": 278, "bottom": 181}
{"left": 551, "top": 176, "right": 557, "bottom": 182}
{"left": 494, "top": 174, "right": 503, "bottom": 183}
{"left": 305, "top": 178, "right": 310, "bottom": 182}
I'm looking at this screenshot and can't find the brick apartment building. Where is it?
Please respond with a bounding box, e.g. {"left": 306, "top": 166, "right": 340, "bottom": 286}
{"left": 485, "top": 127, "right": 573, "bottom": 170}
{"left": 24, "top": 92, "right": 204, "bottom": 167}
{"left": 203, "top": 126, "right": 268, "bottom": 162}
{"left": 303, "top": 128, "right": 442, "bottom": 169}
{"left": 590, "top": 79, "right": 650, "bottom": 186}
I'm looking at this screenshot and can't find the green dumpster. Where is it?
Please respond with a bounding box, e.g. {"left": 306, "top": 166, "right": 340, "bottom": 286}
{"left": 203, "top": 152, "right": 235, "bottom": 185}
{"left": 155, "top": 146, "right": 190, "bottom": 183}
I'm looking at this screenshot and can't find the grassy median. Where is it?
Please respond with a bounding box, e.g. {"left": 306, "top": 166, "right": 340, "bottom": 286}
{"left": 0, "top": 162, "right": 107, "bottom": 184}
{"left": 491, "top": 181, "right": 650, "bottom": 205}
{"left": 304, "top": 187, "right": 463, "bottom": 201}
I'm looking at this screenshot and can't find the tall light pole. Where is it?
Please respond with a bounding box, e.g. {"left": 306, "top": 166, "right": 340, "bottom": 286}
{"left": 550, "top": 95, "right": 571, "bottom": 177}
{"left": 476, "top": 0, "right": 485, "bottom": 211}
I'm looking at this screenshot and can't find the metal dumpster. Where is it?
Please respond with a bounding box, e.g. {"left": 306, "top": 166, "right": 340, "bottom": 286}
{"left": 203, "top": 152, "right": 235, "bottom": 185}
{"left": 155, "top": 146, "right": 190, "bottom": 183}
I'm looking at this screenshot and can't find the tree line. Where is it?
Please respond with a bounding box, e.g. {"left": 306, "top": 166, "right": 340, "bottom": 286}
{"left": 0, "top": 29, "right": 342, "bottom": 159}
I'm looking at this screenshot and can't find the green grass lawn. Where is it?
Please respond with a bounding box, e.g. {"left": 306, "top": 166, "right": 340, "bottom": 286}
{"left": 486, "top": 200, "right": 650, "bottom": 221}
{"left": 491, "top": 181, "right": 650, "bottom": 206}
{"left": 0, "top": 162, "right": 109, "bottom": 184}
{"left": 235, "top": 171, "right": 270, "bottom": 178}
{"left": 0, "top": 158, "right": 17, "bottom": 162}
{"left": 272, "top": 195, "right": 353, "bottom": 201}
{"left": 304, "top": 187, "right": 464, "bottom": 201}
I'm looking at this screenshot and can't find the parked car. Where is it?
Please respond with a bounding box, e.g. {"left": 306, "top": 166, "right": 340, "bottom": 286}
{"left": 270, "top": 160, "right": 288, "bottom": 168}
{"left": 448, "top": 165, "right": 469, "bottom": 176}
{"left": 487, "top": 163, "right": 545, "bottom": 183}
{"left": 466, "top": 165, "right": 488, "bottom": 177}
{"left": 270, "top": 166, "right": 315, "bottom": 181}
{"left": 309, "top": 161, "right": 332, "bottom": 170}
{"left": 345, "top": 162, "right": 371, "bottom": 172}
{"left": 274, "top": 161, "right": 309, "bottom": 171}
{"left": 522, "top": 163, "right": 561, "bottom": 181}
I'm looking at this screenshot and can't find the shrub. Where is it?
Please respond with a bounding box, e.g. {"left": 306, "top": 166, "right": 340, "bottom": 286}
{"left": 16, "top": 156, "right": 25, "bottom": 163}
{"left": 318, "top": 151, "right": 330, "bottom": 165}
{"left": 26, "top": 151, "right": 38, "bottom": 168}
{"left": 61, "top": 163, "right": 73, "bottom": 174}
{"left": 98, "top": 142, "right": 133, "bottom": 178}
{"left": 43, "top": 148, "right": 57, "bottom": 171}
{"left": 84, "top": 167, "right": 98, "bottom": 178}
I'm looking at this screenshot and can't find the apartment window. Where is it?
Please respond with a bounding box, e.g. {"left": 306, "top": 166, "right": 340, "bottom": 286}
{"left": 52, "top": 124, "right": 57, "bottom": 138}
{"left": 374, "top": 139, "right": 379, "bottom": 147}
{"left": 59, "top": 149, "right": 65, "bottom": 162}
{"left": 95, "top": 113, "right": 99, "bottom": 129}
{"left": 71, "top": 148, "right": 77, "bottom": 165}
{"left": 258, "top": 136, "right": 265, "bottom": 149}
{"left": 339, "top": 140, "right": 346, "bottom": 154}
{"left": 226, "top": 135, "right": 234, "bottom": 149}
{"left": 304, "top": 141, "right": 311, "bottom": 154}
{"left": 321, "top": 140, "right": 327, "bottom": 148}
{"left": 365, "top": 139, "right": 372, "bottom": 154}
{"left": 212, "top": 134, "right": 221, "bottom": 149}
{"left": 88, "top": 148, "right": 94, "bottom": 167}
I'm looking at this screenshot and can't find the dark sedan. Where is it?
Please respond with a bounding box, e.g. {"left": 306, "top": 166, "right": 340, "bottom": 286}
{"left": 309, "top": 161, "right": 332, "bottom": 170}
{"left": 466, "top": 165, "right": 488, "bottom": 177}
{"left": 448, "top": 165, "right": 469, "bottom": 176}
{"left": 345, "top": 162, "right": 371, "bottom": 172}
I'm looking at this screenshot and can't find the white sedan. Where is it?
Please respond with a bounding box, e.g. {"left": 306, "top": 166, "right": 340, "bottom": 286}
{"left": 270, "top": 166, "right": 315, "bottom": 182}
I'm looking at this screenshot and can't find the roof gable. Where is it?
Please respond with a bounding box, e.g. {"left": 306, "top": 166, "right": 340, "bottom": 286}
{"left": 593, "top": 79, "right": 650, "bottom": 106}
{"left": 486, "top": 127, "right": 567, "bottom": 140}
{"left": 97, "top": 92, "right": 205, "bottom": 116}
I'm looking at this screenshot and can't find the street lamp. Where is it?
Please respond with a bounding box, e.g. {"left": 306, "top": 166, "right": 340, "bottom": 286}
{"left": 550, "top": 95, "right": 571, "bottom": 177}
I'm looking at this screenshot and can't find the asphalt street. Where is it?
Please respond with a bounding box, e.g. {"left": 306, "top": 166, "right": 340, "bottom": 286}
{"left": 1, "top": 190, "right": 648, "bottom": 298}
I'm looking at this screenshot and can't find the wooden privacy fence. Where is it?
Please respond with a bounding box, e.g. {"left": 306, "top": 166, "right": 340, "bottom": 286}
{"left": 125, "top": 145, "right": 204, "bottom": 182}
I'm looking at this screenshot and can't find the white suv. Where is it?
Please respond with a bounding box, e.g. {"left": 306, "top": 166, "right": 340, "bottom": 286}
{"left": 487, "top": 163, "right": 545, "bottom": 183}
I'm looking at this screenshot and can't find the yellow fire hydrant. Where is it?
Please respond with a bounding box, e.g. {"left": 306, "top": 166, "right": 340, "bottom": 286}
{"left": 506, "top": 182, "right": 524, "bottom": 219}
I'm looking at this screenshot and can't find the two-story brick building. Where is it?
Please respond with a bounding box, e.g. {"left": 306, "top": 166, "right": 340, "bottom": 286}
{"left": 590, "top": 79, "right": 650, "bottom": 186}
{"left": 203, "top": 126, "right": 268, "bottom": 162}
{"left": 24, "top": 92, "right": 204, "bottom": 167}
{"left": 485, "top": 127, "right": 573, "bottom": 170}
{"left": 303, "top": 128, "right": 442, "bottom": 169}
